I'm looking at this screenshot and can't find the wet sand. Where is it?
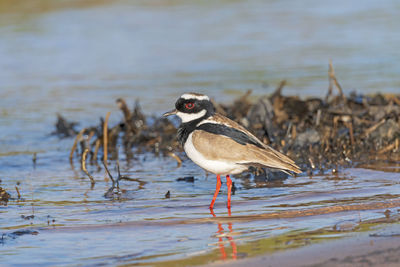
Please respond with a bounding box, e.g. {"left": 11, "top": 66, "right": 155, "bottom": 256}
{"left": 209, "top": 224, "right": 400, "bottom": 267}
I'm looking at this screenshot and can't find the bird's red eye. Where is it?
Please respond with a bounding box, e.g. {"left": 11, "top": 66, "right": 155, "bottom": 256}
{"left": 185, "top": 103, "right": 195, "bottom": 109}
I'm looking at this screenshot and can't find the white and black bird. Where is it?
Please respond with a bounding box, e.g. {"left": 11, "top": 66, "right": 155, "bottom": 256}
{"left": 163, "top": 93, "right": 301, "bottom": 209}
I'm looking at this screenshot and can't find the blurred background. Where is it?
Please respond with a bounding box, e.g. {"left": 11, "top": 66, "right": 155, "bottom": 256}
{"left": 2, "top": 0, "right": 399, "bottom": 154}
{"left": 1, "top": 0, "right": 399, "bottom": 113}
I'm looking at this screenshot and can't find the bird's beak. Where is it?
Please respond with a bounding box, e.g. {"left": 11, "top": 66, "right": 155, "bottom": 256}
{"left": 162, "top": 109, "right": 178, "bottom": 117}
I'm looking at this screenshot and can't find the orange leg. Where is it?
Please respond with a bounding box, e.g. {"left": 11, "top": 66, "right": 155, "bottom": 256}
{"left": 210, "top": 175, "right": 221, "bottom": 209}
{"left": 226, "top": 175, "right": 232, "bottom": 208}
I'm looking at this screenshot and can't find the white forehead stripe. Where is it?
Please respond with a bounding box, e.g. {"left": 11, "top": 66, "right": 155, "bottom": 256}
{"left": 181, "top": 93, "right": 209, "bottom": 101}
{"left": 197, "top": 119, "right": 227, "bottom": 127}
{"left": 176, "top": 109, "right": 207, "bottom": 123}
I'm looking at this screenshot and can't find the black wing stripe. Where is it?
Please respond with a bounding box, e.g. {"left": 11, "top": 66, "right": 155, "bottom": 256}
{"left": 196, "top": 123, "right": 264, "bottom": 149}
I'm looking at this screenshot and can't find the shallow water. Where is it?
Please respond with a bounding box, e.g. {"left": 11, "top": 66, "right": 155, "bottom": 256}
{"left": 1, "top": 0, "right": 400, "bottom": 266}
{"left": 1, "top": 157, "right": 400, "bottom": 266}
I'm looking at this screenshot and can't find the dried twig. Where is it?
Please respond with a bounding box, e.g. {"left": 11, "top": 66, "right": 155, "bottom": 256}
{"left": 308, "top": 157, "right": 315, "bottom": 169}
{"left": 15, "top": 186, "right": 21, "bottom": 199}
{"left": 82, "top": 148, "right": 95, "bottom": 185}
{"left": 272, "top": 80, "right": 286, "bottom": 98}
{"left": 316, "top": 109, "right": 322, "bottom": 126}
{"left": 103, "top": 112, "right": 111, "bottom": 165}
{"left": 116, "top": 160, "right": 121, "bottom": 180}
{"left": 240, "top": 89, "right": 252, "bottom": 101}
{"left": 326, "top": 60, "right": 346, "bottom": 103}
{"left": 102, "top": 160, "right": 115, "bottom": 184}
{"left": 32, "top": 152, "right": 37, "bottom": 166}
{"left": 378, "top": 139, "right": 399, "bottom": 154}
{"left": 378, "top": 143, "right": 396, "bottom": 154}
{"left": 291, "top": 124, "right": 297, "bottom": 140}
{"left": 344, "top": 120, "right": 355, "bottom": 146}
{"left": 87, "top": 130, "right": 95, "bottom": 146}
{"left": 332, "top": 116, "right": 339, "bottom": 139}
{"left": 116, "top": 98, "right": 132, "bottom": 123}
{"left": 69, "top": 128, "right": 86, "bottom": 163}
{"left": 285, "top": 122, "right": 292, "bottom": 138}
{"left": 168, "top": 152, "right": 182, "bottom": 167}
{"left": 384, "top": 94, "right": 400, "bottom": 106}
{"left": 92, "top": 139, "right": 101, "bottom": 164}
{"left": 364, "top": 119, "right": 385, "bottom": 137}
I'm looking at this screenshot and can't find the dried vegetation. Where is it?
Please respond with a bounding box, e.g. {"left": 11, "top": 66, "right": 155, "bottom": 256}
{"left": 55, "top": 64, "right": 400, "bottom": 184}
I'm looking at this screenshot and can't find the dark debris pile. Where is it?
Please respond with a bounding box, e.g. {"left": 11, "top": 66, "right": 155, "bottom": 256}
{"left": 57, "top": 83, "right": 400, "bottom": 176}
{"left": 224, "top": 87, "right": 400, "bottom": 174}
{"left": 0, "top": 187, "right": 11, "bottom": 206}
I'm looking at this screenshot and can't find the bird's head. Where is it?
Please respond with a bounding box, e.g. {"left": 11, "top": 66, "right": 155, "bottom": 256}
{"left": 163, "top": 93, "right": 215, "bottom": 123}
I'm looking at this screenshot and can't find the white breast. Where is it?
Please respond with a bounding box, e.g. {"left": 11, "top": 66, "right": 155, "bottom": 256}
{"left": 183, "top": 133, "right": 248, "bottom": 175}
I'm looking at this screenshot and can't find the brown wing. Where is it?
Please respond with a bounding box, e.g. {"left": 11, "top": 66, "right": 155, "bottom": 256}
{"left": 210, "top": 114, "right": 300, "bottom": 171}
{"left": 192, "top": 129, "right": 301, "bottom": 174}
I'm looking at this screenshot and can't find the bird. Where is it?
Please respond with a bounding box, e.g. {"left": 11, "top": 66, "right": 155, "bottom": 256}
{"left": 163, "top": 92, "right": 301, "bottom": 209}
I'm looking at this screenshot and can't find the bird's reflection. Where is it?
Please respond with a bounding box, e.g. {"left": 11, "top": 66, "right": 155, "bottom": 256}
{"left": 210, "top": 208, "right": 237, "bottom": 260}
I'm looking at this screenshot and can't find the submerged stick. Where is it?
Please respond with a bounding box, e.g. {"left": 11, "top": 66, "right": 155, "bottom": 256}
{"left": 69, "top": 128, "right": 86, "bottom": 163}
{"left": 82, "top": 148, "right": 95, "bottom": 185}
{"left": 168, "top": 152, "right": 182, "bottom": 167}
{"left": 116, "top": 160, "right": 121, "bottom": 189}
{"left": 87, "top": 130, "right": 95, "bottom": 147}
{"left": 32, "top": 152, "right": 37, "bottom": 167}
{"left": 15, "top": 186, "right": 21, "bottom": 199}
{"left": 103, "top": 112, "right": 111, "bottom": 165}
{"left": 92, "top": 139, "right": 101, "bottom": 164}
{"left": 102, "top": 160, "right": 115, "bottom": 184}
{"left": 116, "top": 160, "right": 121, "bottom": 180}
